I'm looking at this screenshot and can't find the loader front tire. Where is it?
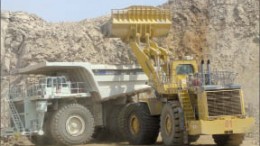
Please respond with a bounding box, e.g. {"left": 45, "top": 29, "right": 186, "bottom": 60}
{"left": 160, "top": 101, "right": 185, "bottom": 146}
{"left": 124, "top": 103, "right": 160, "bottom": 145}
{"left": 50, "top": 103, "right": 94, "bottom": 145}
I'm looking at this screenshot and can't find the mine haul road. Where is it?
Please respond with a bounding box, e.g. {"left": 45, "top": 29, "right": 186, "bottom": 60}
{"left": 79, "top": 135, "right": 257, "bottom": 146}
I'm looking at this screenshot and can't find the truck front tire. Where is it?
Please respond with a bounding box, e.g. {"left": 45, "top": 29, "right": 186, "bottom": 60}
{"left": 50, "top": 103, "right": 94, "bottom": 145}
{"left": 123, "top": 103, "right": 160, "bottom": 145}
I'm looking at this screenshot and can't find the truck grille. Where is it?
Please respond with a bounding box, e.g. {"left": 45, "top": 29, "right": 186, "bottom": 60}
{"left": 206, "top": 90, "right": 242, "bottom": 116}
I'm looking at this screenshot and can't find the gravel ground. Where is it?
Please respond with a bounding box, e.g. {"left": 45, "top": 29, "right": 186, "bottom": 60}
{"left": 83, "top": 136, "right": 258, "bottom": 146}
{"left": 1, "top": 135, "right": 258, "bottom": 146}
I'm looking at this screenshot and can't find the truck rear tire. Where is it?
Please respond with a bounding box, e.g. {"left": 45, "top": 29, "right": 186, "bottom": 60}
{"left": 50, "top": 103, "right": 94, "bottom": 145}
{"left": 213, "top": 134, "right": 244, "bottom": 146}
{"left": 124, "top": 102, "right": 160, "bottom": 145}
{"left": 160, "top": 101, "right": 185, "bottom": 146}
{"left": 93, "top": 105, "right": 125, "bottom": 142}
{"left": 108, "top": 105, "right": 126, "bottom": 141}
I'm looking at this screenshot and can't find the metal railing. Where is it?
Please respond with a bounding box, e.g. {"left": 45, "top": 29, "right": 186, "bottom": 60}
{"left": 187, "top": 71, "right": 238, "bottom": 87}
{"left": 9, "top": 82, "right": 88, "bottom": 100}
{"left": 70, "top": 82, "right": 88, "bottom": 94}
{"left": 150, "top": 73, "right": 186, "bottom": 91}
{"left": 9, "top": 85, "right": 26, "bottom": 100}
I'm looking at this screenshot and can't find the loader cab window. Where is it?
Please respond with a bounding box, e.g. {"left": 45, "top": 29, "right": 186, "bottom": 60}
{"left": 176, "top": 64, "right": 194, "bottom": 75}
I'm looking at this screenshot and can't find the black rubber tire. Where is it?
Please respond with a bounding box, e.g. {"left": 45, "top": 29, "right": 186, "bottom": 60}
{"left": 189, "top": 135, "right": 200, "bottom": 143}
{"left": 124, "top": 102, "right": 160, "bottom": 145}
{"left": 31, "top": 135, "right": 55, "bottom": 145}
{"left": 118, "top": 103, "right": 130, "bottom": 139}
{"left": 108, "top": 105, "right": 126, "bottom": 141}
{"left": 30, "top": 113, "right": 55, "bottom": 145}
{"left": 31, "top": 135, "right": 49, "bottom": 145}
{"left": 50, "top": 103, "right": 94, "bottom": 145}
{"left": 213, "top": 134, "right": 244, "bottom": 146}
{"left": 93, "top": 105, "right": 125, "bottom": 142}
{"left": 92, "top": 127, "right": 110, "bottom": 141}
{"left": 160, "top": 101, "right": 185, "bottom": 146}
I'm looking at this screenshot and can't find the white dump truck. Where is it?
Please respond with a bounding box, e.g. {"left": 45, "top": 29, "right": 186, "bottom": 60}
{"left": 1, "top": 62, "right": 154, "bottom": 145}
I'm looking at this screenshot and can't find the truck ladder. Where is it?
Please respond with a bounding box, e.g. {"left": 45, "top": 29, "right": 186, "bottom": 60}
{"left": 178, "top": 90, "right": 195, "bottom": 121}
{"left": 8, "top": 99, "right": 25, "bottom": 133}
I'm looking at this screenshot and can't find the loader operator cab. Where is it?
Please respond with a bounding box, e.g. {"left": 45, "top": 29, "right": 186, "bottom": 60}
{"left": 170, "top": 60, "right": 198, "bottom": 86}
{"left": 176, "top": 64, "right": 194, "bottom": 75}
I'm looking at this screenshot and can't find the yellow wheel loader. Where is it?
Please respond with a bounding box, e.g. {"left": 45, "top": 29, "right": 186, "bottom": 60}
{"left": 102, "top": 6, "right": 255, "bottom": 146}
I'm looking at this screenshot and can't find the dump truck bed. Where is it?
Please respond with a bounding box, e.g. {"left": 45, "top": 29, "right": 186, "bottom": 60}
{"left": 18, "top": 62, "right": 150, "bottom": 101}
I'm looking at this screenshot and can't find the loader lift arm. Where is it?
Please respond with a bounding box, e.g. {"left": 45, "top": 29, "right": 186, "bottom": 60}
{"left": 102, "top": 6, "right": 175, "bottom": 94}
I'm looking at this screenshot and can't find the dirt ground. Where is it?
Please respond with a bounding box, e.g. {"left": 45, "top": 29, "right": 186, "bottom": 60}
{"left": 82, "top": 136, "right": 258, "bottom": 146}
{"left": 1, "top": 135, "right": 258, "bottom": 146}
{"left": 83, "top": 135, "right": 258, "bottom": 146}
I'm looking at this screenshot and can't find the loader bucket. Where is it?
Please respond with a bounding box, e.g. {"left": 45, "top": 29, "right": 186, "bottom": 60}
{"left": 102, "top": 6, "right": 172, "bottom": 40}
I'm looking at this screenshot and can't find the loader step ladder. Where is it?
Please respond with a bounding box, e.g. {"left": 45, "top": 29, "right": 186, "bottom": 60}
{"left": 8, "top": 99, "right": 25, "bottom": 133}
{"left": 178, "top": 90, "right": 195, "bottom": 121}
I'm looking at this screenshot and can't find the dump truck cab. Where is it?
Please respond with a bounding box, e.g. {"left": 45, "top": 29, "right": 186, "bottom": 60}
{"left": 27, "top": 76, "right": 71, "bottom": 98}
{"left": 43, "top": 76, "right": 70, "bottom": 95}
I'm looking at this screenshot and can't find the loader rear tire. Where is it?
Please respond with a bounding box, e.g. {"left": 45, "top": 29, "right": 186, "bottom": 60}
{"left": 50, "top": 103, "right": 94, "bottom": 145}
{"left": 213, "top": 134, "right": 244, "bottom": 146}
{"left": 160, "top": 101, "right": 185, "bottom": 146}
{"left": 124, "top": 103, "right": 160, "bottom": 145}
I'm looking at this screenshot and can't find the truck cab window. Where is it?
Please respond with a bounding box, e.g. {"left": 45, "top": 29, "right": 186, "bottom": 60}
{"left": 53, "top": 78, "right": 57, "bottom": 87}
{"left": 47, "top": 78, "right": 52, "bottom": 87}
{"left": 60, "top": 77, "right": 68, "bottom": 87}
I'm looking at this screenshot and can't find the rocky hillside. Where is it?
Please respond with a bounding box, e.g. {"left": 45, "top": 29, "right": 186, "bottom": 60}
{"left": 1, "top": 13, "right": 133, "bottom": 72}
{"left": 0, "top": 0, "right": 259, "bottom": 144}
{"left": 160, "top": 0, "right": 259, "bottom": 106}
